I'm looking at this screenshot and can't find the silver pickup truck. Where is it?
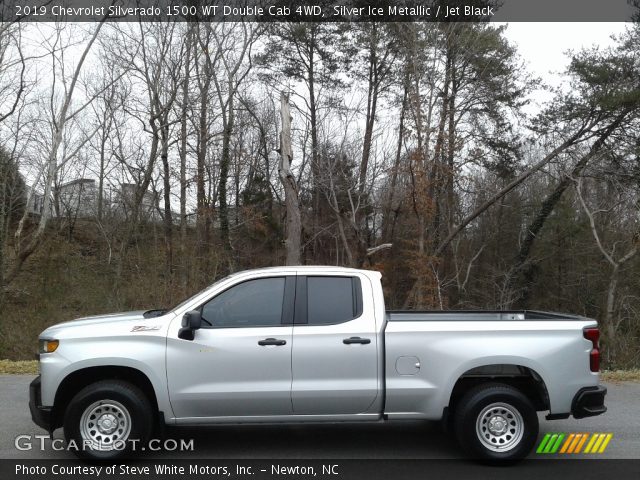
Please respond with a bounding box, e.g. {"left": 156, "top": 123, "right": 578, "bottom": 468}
{"left": 30, "top": 266, "right": 606, "bottom": 462}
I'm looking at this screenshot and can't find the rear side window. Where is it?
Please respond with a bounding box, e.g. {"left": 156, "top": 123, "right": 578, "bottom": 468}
{"left": 306, "top": 276, "right": 362, "bottom": 325}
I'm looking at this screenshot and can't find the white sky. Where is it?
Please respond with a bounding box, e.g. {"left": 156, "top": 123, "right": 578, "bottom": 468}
{"left": 504, "top": 23, "right": 627, "bottom": 80}
{"left": 502, "top": 22, "right": 629, "bottom": 112}
{"left": 8, "top": 22, "right": 633, "bottom": 192}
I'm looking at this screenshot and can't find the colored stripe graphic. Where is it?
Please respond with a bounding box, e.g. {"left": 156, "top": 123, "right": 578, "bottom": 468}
{"left": 537, "top": 433, "right": 613, "bottom": 454}
{"left": 559, "top": 433, "right": 574, "bottom": 453}
{"left": 584, "top": 434, "right": 599, "bottom": 453}
{"left": 574, "top": 433, "right": 589, "bottom": 453}
{"left": 567, "top": 434, "right": 582, "bottom": 453}
{"left": 544, "top": 434, "right": 559, "bottom": 453}
{"left": 598, "top": 433, "right": 613, "bottom": 453}
{"left": 549, "top": 433, "right": 565, "bottom": 453}
{"left": 591, "top": 434, "right": 606, "bottom": 453}
{"left": 550, "top": 433, "right": 565, "bottom": 453}
{"left": 536, "top": 433, "right": 552, "bottom": 453}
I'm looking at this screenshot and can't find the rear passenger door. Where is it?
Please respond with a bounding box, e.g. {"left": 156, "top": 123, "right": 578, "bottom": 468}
{"left": 290, "top": 275, "right": 379, "bottom": 415}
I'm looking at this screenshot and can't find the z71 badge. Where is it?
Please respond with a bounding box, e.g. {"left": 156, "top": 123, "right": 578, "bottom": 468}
{"left": 131, "top": 325, "right": 161, "bottom": 332}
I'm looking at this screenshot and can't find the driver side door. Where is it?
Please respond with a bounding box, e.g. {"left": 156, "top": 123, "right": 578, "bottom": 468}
{"left": 166, "top": 276, "right": 295, "bottom": 421}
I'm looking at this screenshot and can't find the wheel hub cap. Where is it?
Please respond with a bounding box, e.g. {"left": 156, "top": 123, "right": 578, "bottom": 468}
{"left": 475, "top": 402, "right": 524, "bottom": 452}
{"left": 488, "top": 415, "right": 508, "bottom": 435}
{"left": 79, "top": 400, "right": 132, "bottom": 450}
{"left": 97, "top": 413, "right": 118, "bottom": 434}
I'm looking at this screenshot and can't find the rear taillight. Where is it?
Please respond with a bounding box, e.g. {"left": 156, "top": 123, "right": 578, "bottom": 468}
{"left": 583, "top": 327, "right": 600, "bottom": 372}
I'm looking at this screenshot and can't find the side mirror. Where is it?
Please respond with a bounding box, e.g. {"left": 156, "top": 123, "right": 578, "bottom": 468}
{"left": 178, "top": 310, "right": 202, "bottom": 340}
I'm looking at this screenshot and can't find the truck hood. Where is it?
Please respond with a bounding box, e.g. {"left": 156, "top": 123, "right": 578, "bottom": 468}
{"left": 40, "top": 311, "right": 151, "bottom": 338}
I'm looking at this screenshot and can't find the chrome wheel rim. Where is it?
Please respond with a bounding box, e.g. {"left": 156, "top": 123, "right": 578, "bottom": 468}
{"left": 79, "top": 400, "right": 131, "bottom": 450}
{"left": 475, "top": 402, "right": 524, "bottom": 452}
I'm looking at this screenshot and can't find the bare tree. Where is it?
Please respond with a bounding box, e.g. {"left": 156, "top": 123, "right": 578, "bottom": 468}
{"left": 6, "top": 22, "right": 106, "bottom": 286}
{"left": 177, "top": 23, "right": 194, "bottom": 289}
{"left": 106, "top": 21, "right": 183, "bottom": 278}
{"left": 576, "top": 177, "right": 638, "bottom": 357}
{"left": 210, "top": 22, "right": 261, "bottom": 261}
{"left": 0, "top": 22, "right": 26, "bottom": 125}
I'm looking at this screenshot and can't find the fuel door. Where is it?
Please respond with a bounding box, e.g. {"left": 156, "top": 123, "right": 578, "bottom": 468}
{"left": 396, "top": 356, "right": 421, "bottom": 375}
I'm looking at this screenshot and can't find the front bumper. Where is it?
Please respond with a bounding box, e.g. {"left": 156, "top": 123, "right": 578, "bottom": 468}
{"left": 29, "top": 376, "right": 53, "bottom": 432}
{"left": 571, "top": 385, "right": 607, "bottom": 419}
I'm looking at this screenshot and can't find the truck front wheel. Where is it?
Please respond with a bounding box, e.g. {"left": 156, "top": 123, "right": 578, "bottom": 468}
{"left": 63, "top": 380, "right": 153, "bottom": 460}
{"left": 453, "top": 383, "right": 538, "bottom": 462}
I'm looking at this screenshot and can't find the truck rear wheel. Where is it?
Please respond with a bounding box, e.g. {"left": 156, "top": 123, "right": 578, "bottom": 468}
{"left": 453, "top": 383, "right": 538, "bottom": 463}
{"left": 63, "top": 380, "right": 153, "bottom": 460}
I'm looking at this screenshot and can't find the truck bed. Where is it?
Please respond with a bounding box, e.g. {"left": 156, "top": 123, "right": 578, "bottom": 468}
{"left": 382, "top": 309, "right": 597, "bottom": 420}
{"left": 386, "top": 310, "right": 583, "bottom": 321}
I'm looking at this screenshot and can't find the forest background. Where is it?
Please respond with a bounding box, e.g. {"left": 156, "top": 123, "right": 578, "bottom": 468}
{"left": 1, "top": 13, "right": 639, "bottom": 367}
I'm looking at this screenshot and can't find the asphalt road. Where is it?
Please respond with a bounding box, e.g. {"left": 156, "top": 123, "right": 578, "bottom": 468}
{"left": 1, "top": 375, "right": 638, "bottom": 459}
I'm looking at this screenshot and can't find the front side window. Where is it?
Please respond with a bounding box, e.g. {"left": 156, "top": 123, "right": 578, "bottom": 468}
{"left": 201, "top": 277, "right": 286, "bottom": 327}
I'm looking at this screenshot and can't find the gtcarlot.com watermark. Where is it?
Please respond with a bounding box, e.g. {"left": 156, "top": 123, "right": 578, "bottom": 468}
{"left": 15, "top": 435, "right": 194, "bottom": 452}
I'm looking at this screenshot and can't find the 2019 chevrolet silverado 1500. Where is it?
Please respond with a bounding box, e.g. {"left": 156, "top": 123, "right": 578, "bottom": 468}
{"left": 30, "top": 266, "right": 607, "bottom": 462}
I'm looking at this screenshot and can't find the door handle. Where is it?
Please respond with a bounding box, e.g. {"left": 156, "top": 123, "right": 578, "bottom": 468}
{"left": 343, "top": 337, "right": 371, "bottom": 345}
{"left": 258, "top": 338, "right": 287, "bottom": 346}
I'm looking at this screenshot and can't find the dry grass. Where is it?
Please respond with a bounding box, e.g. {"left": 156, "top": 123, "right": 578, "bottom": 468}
{"left": 0, "top": 359, "right": 38, "bottom": 375}
{"left": 0, "top": 225, "right": 197, "bottom": 360}
{"left": 601, "top": 369, "right": 640, "bottom": 383}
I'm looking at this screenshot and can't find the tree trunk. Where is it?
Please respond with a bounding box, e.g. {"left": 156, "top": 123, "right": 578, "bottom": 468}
{"left": 605, "top": 265, "right": 618, "bottom": 348}
{"left": 442, "top": 49, "right": 458, "bottom": 300}
{"left": 307, "top": 40, "right": 321, "bottom": 258}
{"left": 0, "top": 163, "right": 6, "bottom": 292}
{"left": 161, "top": 124, "right": 173, "bottom": 277}
{"left": 97, "top": 128, "right": 107, "bottom": 221}
{"left": 179, "top": 29, "right": 191, "bottom": 290}
{"left": 383, "top": 68, "right": 409, "bottom": 243}
{"left": 429, "top": 48, "right": 452, "bottom": 253}
{"left": 196, "top": 43, "right": 211, "bottom": 280}
{"left": 359, "top": 23, "right": 379, "bottom": 196}
{"left": 218, "top": 93, "right": 234, "bottom": 255}
{"left": 353, "top": 27, "right": 382, "bottom": 267}
{"left": 279, "top": 92, "right": 301, "bottom": 266}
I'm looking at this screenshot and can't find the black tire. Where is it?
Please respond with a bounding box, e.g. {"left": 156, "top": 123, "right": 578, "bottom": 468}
{"left": 63, "top": 380, "right": 153, "bottom": 460}
{"left": 453, "top": 383, "right": 538, "bottom": 463}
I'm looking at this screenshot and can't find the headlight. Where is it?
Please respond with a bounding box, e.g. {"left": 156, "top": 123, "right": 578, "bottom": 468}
{"left": 38, "top": 339, "right": 59, "bottom": 354}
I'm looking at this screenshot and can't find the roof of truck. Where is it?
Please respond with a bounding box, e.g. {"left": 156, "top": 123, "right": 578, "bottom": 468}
{"left": 228, "top": 265, "right": 379, "bottom": 276}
